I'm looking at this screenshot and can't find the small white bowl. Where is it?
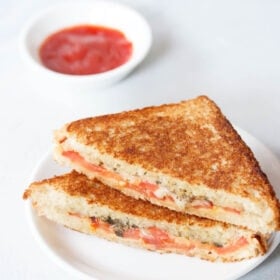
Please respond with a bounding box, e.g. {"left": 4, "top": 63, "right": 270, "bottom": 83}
{"left": 19, "top": 0, "right": 152, "bottom": 92}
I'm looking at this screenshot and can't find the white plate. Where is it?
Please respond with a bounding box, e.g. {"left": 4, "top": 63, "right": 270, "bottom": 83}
{"left": 26, "top": 127, "right": 280, "bottom": 280}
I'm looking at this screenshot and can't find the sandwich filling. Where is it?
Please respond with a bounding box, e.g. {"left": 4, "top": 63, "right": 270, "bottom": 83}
{"left": 62, "top": 151, "right": 243, "bottom": 215}
{"left": 71, "top": 214, "right": 249, "bottom": 255}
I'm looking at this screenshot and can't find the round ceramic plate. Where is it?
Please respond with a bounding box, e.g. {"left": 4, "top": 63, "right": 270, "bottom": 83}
{"left": 26, "top": 127, "right": 280, "bottom": 280}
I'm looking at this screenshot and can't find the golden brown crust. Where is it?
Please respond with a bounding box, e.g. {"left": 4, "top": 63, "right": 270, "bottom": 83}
{"left": 23, "top": 189, "right": 30, "bottom": 200}
{"left": 26, "top": 171, "right": 236, "bottom": 229}
{"left": 253, "top": 233, "right": 268, "bottom": 253}
{"left": 60, "top": 95, "right": 280, "bottom": 227}
{"left": 63, "top": 97, "right": 268, "bottom": 193}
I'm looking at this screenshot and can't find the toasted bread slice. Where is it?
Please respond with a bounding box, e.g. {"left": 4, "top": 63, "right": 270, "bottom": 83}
{"left": 53, "top": 95, "right": 280, "bottom": 234}
{"left": 24, "top": 171, "right": 266, "bottom": 262}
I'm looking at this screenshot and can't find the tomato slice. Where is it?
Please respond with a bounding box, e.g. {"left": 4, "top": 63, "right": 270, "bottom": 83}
{"left": 123, "top": 228, "right": 141, "bottom": 239}
{"left": 62, "top": 151, "right": 123, "bottom": 181}
{"left": 91, "top": 217, "right": 113, "bottom": 233}
{"left": 141, "top": 227, "right": 171, "bottom": 248}
{"left": 126, "top": 181, "right": 158, "bottom": 198}
{"left": 190, "top": 199, "right": 241, "bottom": 215}
{"left": 139, "top": 227, "right": 195, "bottom": 252}
{"left": 214, "top": 237, "right": 248, "bottom": 254}
{"left": 139, "top": 181, "right": 158, "bottom": 194}
{"left": 146, "top": 227, "right": 170, "bottom": 240}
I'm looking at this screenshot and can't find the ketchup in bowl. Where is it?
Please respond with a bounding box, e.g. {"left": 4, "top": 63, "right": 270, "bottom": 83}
{"left": 39, "top": 25, "right": 133, "bottom": 75}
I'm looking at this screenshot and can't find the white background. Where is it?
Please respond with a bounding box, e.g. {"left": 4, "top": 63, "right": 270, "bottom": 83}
{"left": 1, "top": 0, "right": 280, "bottom": 279}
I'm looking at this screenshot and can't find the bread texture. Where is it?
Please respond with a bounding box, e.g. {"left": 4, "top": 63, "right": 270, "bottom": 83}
{"left": 53, "top": 95, "right": 280, "bottom": 234}
{"left": 24, "top": 171, "right": 266, "bottom": 262}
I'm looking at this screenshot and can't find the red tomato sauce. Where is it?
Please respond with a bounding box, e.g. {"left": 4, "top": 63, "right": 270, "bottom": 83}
{"left": 39, "top": 25, "right": 133, "bottom": 75}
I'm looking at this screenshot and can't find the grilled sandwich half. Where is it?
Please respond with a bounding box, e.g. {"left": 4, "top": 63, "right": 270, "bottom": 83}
{"left": 53, "top": 95, "right": 280, "bottom": 234}
{"left": 23, "top": 171, "right": 267, "bottom": 262}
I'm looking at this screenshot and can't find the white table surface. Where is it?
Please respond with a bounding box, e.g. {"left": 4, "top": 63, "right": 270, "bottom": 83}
{"left": 1, "top": 0, "right": 280, "bottom": 279}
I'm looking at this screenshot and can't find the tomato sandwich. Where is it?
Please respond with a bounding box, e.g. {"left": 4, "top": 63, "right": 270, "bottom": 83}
{"left": 23, "top": 171, "right": 267, "bottom": 262}
{"left": 53, "top": 96, "right": 280, "bottom": 235}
